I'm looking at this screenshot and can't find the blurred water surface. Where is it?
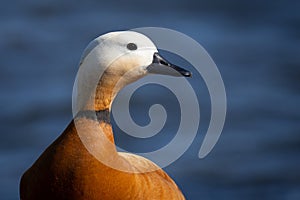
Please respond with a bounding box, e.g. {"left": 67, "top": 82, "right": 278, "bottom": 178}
{"left": 1, "top": 0, "right": 300, "bottom": 199}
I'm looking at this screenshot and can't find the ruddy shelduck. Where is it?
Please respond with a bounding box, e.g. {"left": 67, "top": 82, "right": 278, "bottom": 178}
{"left": 20, "top": 31, "right": 191, "bottom": 200}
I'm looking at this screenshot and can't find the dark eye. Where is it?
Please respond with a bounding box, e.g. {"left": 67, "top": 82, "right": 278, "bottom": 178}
{"left": 127, "top": 43, "right": 137, "bottom": 50}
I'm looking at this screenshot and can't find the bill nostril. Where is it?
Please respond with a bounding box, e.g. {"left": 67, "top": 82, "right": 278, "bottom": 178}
{"left": 159, "top": 60, "right": 169, "bottom": 66}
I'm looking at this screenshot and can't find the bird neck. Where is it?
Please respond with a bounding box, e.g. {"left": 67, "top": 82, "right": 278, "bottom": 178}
{"left": 82, "top": 73, "right": 120, "bottom": 111}
{"left": 75, "top": 63, "right": 145, "bottom": 150}
{"left": 75, "top": 69, "right": 129, "bottom": 146}
{"left": 75, "top": 109, "right": 115, "bottom": 144}
{"left": 79, "top": 56, "right": 146, "bottom": 112}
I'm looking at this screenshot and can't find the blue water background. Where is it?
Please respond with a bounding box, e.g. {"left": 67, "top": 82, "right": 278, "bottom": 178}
{"left": 1, "top": 0, "right": 300, "bottom": 199}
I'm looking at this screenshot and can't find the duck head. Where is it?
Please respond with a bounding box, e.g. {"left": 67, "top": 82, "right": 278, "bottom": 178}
{"left": 74, "top": 31, "right": 191, "bottom": 111}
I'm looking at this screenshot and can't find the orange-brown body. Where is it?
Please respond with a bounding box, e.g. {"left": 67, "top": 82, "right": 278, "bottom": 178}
{"left": 20, "top": 118, "right": 185, "bottom": 200}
